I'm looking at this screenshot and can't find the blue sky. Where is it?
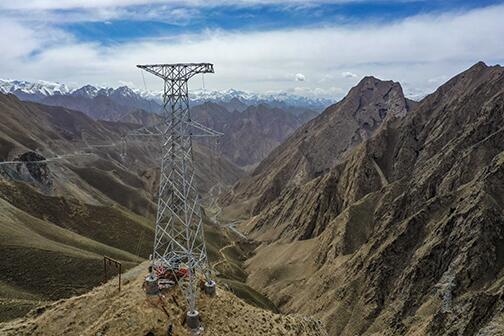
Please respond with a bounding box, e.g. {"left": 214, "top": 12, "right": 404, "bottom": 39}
{"left": 1, "top": 0, "right": 504, "bottom": 99}
{"left": 58, "top": 1, "right": 503, "bottom": 43}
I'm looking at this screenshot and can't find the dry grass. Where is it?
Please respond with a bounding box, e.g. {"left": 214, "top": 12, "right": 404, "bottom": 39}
{"left": 0, "top": 262, "right": 327, "bottom": 336}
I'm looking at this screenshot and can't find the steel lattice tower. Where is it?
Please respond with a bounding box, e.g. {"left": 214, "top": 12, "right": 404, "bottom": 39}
{"left": 137, "top": 63, "right": 218, "bottom": 327}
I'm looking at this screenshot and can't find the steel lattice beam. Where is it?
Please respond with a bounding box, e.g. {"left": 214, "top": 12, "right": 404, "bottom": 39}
{"left": 137, "top": 63, "right": 216, "bottom": 318}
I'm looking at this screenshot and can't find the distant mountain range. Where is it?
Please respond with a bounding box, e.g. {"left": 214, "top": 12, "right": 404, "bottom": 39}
{"left": 0, "top": 79, "right": 323, "bottom": 168}
{"left": 0, "top": 79, "right": 333, "bottom": 113}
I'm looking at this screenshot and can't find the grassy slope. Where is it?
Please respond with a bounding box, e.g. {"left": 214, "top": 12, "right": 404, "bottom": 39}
{"left": 0, "top": 181, "right": 151, "bottom": 321}
{"left": 0, "top": 262, "right": 327, "bottom": 336}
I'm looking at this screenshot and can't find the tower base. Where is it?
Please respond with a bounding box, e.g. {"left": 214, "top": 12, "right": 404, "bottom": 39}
{"left": 144, "top": 274, "right": 159, "bottom": 296}
{"left": 187, "top": 310, "right": 200, "bottom": 330}
{"left": 204, "top": 280, "right": 216, "bottom": 296}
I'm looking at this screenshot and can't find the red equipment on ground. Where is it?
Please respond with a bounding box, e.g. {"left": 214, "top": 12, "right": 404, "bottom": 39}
{"left": 155, "top": 265, "right": 189, "bottom": 282}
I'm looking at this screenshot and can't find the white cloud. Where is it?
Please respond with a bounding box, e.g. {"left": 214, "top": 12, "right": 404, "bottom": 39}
{"left": 0, "top": 4, "right": 503, "bottom": 99}
{"left": 0, "top": 20, "right": 40, "bottom": 62}
{"left": 341, "top": 71, "right": 357, "bottom": 78}
{"left": 295, "top": 73, "right": 306, "bottom": 81}
{"left": 0, "top": 5, "right": 200, "bottom": 24}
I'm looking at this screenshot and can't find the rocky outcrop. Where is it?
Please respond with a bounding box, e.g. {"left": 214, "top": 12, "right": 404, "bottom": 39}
{"left": 17, "top": 151, "right": 52, "bottom": 187}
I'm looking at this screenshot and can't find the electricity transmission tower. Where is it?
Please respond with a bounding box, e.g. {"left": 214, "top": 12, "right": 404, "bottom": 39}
{"left": 137, "top": 63, "right": 220, "bottom": 330}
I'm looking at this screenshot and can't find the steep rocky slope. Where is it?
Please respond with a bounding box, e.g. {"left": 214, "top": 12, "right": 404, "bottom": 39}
{"left": 222, "top": 104, "right": 309, "bottom": 167}
{"left": 239, "top": 62, "right": 504, "bottom": 335}
{"left": 0, "top": 262, "right": 327, "bottom": 336}
{"left": 224, "top": 76, "right": 414, "bottom": 215}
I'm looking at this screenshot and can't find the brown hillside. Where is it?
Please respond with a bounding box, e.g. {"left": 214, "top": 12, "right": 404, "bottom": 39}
{"left": 238, "top": 62, "right": 504, "bottom": 335}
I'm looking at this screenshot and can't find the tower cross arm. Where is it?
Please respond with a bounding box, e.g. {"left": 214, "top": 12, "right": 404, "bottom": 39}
{"left": 137, "top": 63, "right": 214, "bottom": 81}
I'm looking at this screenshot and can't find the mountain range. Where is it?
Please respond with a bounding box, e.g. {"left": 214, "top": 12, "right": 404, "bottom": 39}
{"left": 0, "top": 79, "right": 333, "bottom": 114}
{"left": 222, "top": 62, "right": 504, "bottom": 335}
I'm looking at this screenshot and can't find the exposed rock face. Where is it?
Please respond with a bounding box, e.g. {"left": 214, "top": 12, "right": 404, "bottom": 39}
{"left": 0, "top": 152, "right": 52, "bottom": 189}
{"left": 224, "top": 76, "right": 412, "bottom": 215}
{"left": 236, "top": 62, "right": 504, "bottom": 335}
{"left": 17, "top": 152, "right": 52, "bottom": 187}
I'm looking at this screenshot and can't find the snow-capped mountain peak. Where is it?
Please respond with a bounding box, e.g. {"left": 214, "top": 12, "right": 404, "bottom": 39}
{"left": 0, "top": 79, "right": 72, "bottom": 97}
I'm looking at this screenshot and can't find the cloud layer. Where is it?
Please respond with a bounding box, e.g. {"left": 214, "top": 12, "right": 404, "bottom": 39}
{"left": 0, "top": 3, "right": 503, "bottom": 99}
